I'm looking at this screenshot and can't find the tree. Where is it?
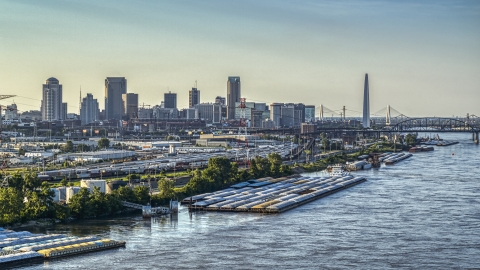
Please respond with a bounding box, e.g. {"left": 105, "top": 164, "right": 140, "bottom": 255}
{"left": 132, "top": 186, "right": 150, "bottom": 205}
{"left": 60, "top": 177, "right": 68, "bottom": 187}
{"left": 68, "top": 188, "right": 94, "bottom": 219}
{"left": 157, "top": 178, "right": 175, "bottom": 199}
{"left": 320, "top": 133, "right": 330, "bottom": 153}
{"left": 267, "top": 153, "right": 283, "bottom": 177}
{"left": 62, "top": 140, "right": 74, "bottom": 153}
{"left": 98, "top": 138, "right": 110, "bottom": 149}
{"left": 405, "top": 134, "right": 417, "bottom": 146}
{"left": 0, "top": 187, "right": 23, "bottom": 225}
{"left": 18, "top": 148, "right": 27, "bottom": 156}
{"left": 77, "top": 143, "right": 90, "bottom": 152}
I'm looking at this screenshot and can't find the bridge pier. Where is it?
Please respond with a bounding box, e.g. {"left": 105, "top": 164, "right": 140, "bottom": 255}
{"left": 475, "top": 132, "right": 479, "bottom": 144}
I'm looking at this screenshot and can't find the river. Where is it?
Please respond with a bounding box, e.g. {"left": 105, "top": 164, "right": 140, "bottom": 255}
{"left": 15, "top": 133, "right": 480, "bottom": 269}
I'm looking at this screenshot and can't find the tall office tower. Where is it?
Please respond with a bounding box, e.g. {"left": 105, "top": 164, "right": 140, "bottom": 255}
{"left": 270, "top": 103, "right": 282, "bottom": 128}
{"left": 281, "top": 104, "right": 295, "bottom": 127}
{"left": 62, "top": 103, "right": 68, "bottom": 120}
{"left": 294, "top": 103, "right": 305, "bottom": 123}
{"left": 189, "top": 88, "right": 200, "bottom": 108}
{"left": 227, "top": 76, "right": 241, "bottom": 119}
{"left": 304, "top": 105, "right": 315, "bottom": 122}
{"left": 80, "top": 93, "right": 100, "bottom": 125}
{"left": 122, "top": 93, "right": 138, "bottom": 119}
{"left": 41, "top": 77, "right": 63, "bottom": 121}
{"left": 105, "top": 77, "right": 127, "bottom": 120}
{"left": 362, "top": 73, "right": 370, "bottom": 128}
{"left": 164, "top": 91, "right": 177, "bottom": 109}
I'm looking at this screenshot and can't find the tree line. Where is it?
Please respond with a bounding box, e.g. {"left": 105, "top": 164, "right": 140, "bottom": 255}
{"left": 0, "top": 172, "right": 149, "bottom": 227}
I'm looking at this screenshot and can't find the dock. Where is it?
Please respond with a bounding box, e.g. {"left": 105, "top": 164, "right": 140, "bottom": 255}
{"left": 183, "top": 174, "right": 366, "bottom": 214}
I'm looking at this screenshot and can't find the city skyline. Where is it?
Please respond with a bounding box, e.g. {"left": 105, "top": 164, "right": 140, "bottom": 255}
{"left": 1, "top": 0, "right": 479, "bottom": 117}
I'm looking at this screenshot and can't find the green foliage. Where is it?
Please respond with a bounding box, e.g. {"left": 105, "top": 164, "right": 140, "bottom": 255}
{"left": 320, "top": 133, "right": 330, "bottom": 152}
{"left": 405, "top": 134, "right": 417, "bottom": 146}
{"left": 157, "top": 178, "right": 175, "bottom": 199}
{"left": 132, "top": 186, "right": 150, "bottom": 205}
{"left": 60, "top": 177, "right": 68, "bottom": 187}
{"left": 68, "top": 187, "right": 123, "bottom": 219}
{"left": 62, "top": 140, "right": 74, "bottom": 153}
{"left": 18, "top": 148, "right": 26, "bottom": 156}
{"left": 0, "top": 187, "right": 23, "bottom": 225}
{"left": 98, "top": 138, "right": 110, "bottom": 149}
{"left": 77, "top": 143, "right": 90, "bottom": 152}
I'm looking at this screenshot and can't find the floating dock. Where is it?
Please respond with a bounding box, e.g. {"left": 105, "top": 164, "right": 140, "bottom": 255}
{"left": 0, "top": 228, "right": 125, "bottom": 267}
{"left": 183, "top": 174, "right": 366, "bottom": 213}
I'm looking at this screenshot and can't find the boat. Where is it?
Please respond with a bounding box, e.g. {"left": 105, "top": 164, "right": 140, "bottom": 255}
{"left": 409, "top": 147, "right": 422, "bottom": 153}
{"left": 326, "top": 164, "right": 344, "bottom": 173}
{"left": 328, "top": 164, "right": 350, "bottom": 177}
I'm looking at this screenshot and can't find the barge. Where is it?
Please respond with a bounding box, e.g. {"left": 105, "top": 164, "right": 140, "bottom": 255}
{"left": 0, "top": 229, "right": 125, "bottom": 267}
{"left": 185, "top": 174, "right": 366, "bottom": 214}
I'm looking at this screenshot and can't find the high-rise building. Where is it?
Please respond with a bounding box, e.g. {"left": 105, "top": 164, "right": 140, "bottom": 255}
{"left": 362, "top": 73, "right": 370, "bottom": 128}
{"left": 164, "top": 91, "right": 177, "bottom": 109}
{"left": 105, "top": 77, "right": 127, "bottom": 120}
{"left": 41, "top": 77, "right": 63, "bottom": 121}
{"left": 5, "top": 103, "right": 18, "bottom": 120}
{"left": 270, "top": 103, "right": 282, "bottom": 128}
{"left": 305, "top": 105, "right": 315, "bottom": 122}
{"left": 122, "top": 93, "right": 138, "bottom": 119}
{"left": 227, "top": 76, "right": 241, "bottom": 119}
{"left": 195, "top": 103, "right": 222, "bottom": 124}
{"left": 281, "top": 104, "right": 295, "bottom": 127}
{"left": 251, "top": 110, "right": 264, "bottom": 128}
{"left": 80, "top": 93, "right": 100, "bottom": 125}
{"left": 234, "top": 101, "right": 256, "bottom": 120}
{"left": 294, "top": 103, "right": 305, "bottom": 123}
{"left": 189, "top": 88, "right": 200, "bottom": 108}
{"left": 62, "top": 103, "right": 68, "bottom": 120}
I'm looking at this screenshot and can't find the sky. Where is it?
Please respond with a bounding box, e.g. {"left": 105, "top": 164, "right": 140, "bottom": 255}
{"left": 0, "top": 0, "right": 479, "bottom": 117}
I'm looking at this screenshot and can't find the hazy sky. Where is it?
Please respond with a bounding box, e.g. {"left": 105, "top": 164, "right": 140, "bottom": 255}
{"left": 1, "top": 0, "right": 479, "bottom": 117}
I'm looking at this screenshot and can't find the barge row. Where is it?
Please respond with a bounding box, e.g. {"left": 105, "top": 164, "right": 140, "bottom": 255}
{"left": 0, "top": 229, "right": 125, "bottom": 267}
{"left": 183, "top": 174, "right": 366, "bottom": 214}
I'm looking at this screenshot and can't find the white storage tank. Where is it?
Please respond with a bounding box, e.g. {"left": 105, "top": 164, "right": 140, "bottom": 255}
{"left": 57, "top": 186, "right": 67, "bottom": 201}
{"left": 50, "top": 188, "right": 60, "bottom": 202}
{"left": 66, "top": 187, "right": 81, "bottom": 203}
{"left": 80, "top": 180, "right": 106, "bottom": 193}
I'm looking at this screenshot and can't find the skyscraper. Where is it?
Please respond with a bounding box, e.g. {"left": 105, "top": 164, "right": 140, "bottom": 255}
{"left": 362, "top": 73, "right": 370, "bottom": 128}
{"left": 270, "top": 103, "right": 282, "bottom": 128}
{"left": 305, "top": 105, "right": 315, "bottom": 122}
{"left": 105, "top": 77, "right": 127, "bottom": 120}
{"left": 41, "top": 77, "right": 63, "bottom": 121}
{"left": 164, "top": 91, "right": 177, "bottom": 109}
{"left": 80, "top": 93, "right": 100, "bottom": 125}
{"left": 122, "top": 93, "right": 138, "bottom": 119}
{"left": 227, "top": 76, "right": 241, "bottom": 120}
{"left": 189, "top": 88, "right": 200, "bottom": 108}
